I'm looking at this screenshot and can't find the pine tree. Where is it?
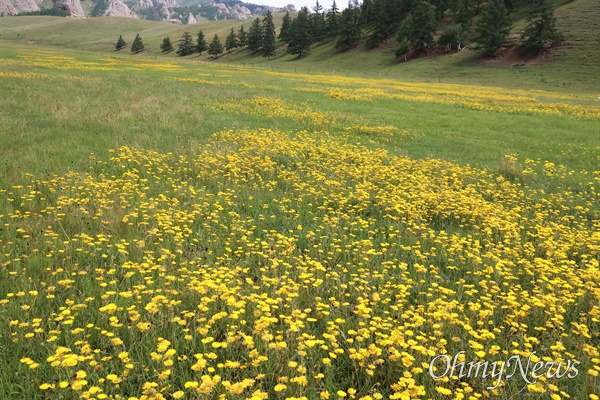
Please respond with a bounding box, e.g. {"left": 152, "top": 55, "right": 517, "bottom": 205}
{"left": 131, "top": 34, "right": 144, "bottom": 54}
{"left": 383, "top": 0, "right": 402, "bottom": 24}
{"left": 287, "top": 7, "right": 313, "bottom": 57}
{"left": 335, "top": 2, "right": 362, "bottom": 50}
{"left": 310, "top": 1, "right": 326, "bottom": 43}
{"left": 196, "top": 30, "right": 208, "bottom": 55}
{"left": 225, "top": 28, "right": 239, "bottom": 53}
{"left": 238, "top": 25, "right": 248, "bottom": 48}
{"left": 115, "top": 35, "right": 127, "bottom": 51}
{"left": 279, "top": 11, "right": 292, "bottom": 42}
{"left": 452, "top": 0, "right": 474, "bottom": 30}
{"left": 395, "top": 1, "right": 436, "bottom": 54}
{"left": 208, "top": 34, "right": 223, "bottom": 57}
{"left": 366, "top": 0, "right": 389, "bottom": 49}
{"left": 247, "top": 18, "right": 263, "bottom": 52}
{"left": 474, "top": 0, "right": 512, "bottom": 56}
{"left": 438, "top": 23, "right": 467, "bottom": 51}
{"left": 520, "top": 0, "right": 560, "bottom": 55}
{"left": 177, "top": 32, "right": 195, "bottom": 56}
{"left": 262, "top": 11, "right": 277, "bottom": 58}
{"left": 325, "top": 0, "right": 340, "bottom": 38}
{"left": 395, "top": 38, "right": 410, "bottom": 60}
{"left": 361, "top": 0, "right": 373, "bottom": 25}
{"left": 160, "top": 36, "right": 173, "bottom": 53}
{"left": 431, "top": 0, "right": 448, "bottom": 20}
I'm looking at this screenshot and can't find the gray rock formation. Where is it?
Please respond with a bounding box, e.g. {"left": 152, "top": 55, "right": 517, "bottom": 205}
{"left": 102, "top": 0, "right": 133, "bottom": 17}
{"left": 156, "top": 1, "right": 169, "bottom": 19}
{"left": 185, "top": 12, "right": 196, "bottom": 24}
{"left": 228, "top": 4, "right": 252, "bottom": 19}
{"left": 0, "top": 0, "right": 18, "bottom": 15}
{"left": 54, "top": 0, "right": 85, "bottom": 18}
{"left": 0, "top": 0, "right": 40, "bottom": 15}
{"left": 166, "top": 18, "right": 182, "bottom": 24}
{"left": 157, "top": 0, "right": 176, "bottom": 7}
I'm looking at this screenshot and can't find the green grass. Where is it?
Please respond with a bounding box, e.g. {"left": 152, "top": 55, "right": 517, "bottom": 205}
{"left": 0, "top": 10, "right": 599, "bottom": 400}
{"left": 1, "top": 0, "right": 599, "bottom": 92}
{"left": 0, "top": 41, "right": 597, "bottom": 189}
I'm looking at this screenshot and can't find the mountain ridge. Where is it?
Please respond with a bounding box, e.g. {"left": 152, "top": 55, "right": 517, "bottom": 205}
{"left": 1, "top": 0, "right": 296, "bottom": 21}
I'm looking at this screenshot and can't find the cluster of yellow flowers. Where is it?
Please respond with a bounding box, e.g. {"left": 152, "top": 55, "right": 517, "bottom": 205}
{"left": 0, "top": 71, "right": 48, "bottom": 79}
{"left": 270, "top": 70, "right": 599, "bottom": 119}
{"left": 12, "top": 54, "right": 183, "bottom": 72}
{"left": 212, "top": 97, "right": 412, "bottom": 145}
{"left": 212, "top": 96, "right": 353, "bottom": 127}
{"left": 2, "top": 126, "right": 598, "bottom": 399}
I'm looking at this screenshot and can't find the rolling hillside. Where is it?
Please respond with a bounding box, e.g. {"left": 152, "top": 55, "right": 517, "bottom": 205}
{"left": 0, "top": 0, "right": 598, "bottom": 92}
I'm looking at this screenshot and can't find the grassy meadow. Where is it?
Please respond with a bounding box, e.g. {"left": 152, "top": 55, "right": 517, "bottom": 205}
{"left": 0, "top": 16, "right": 599, "bottom": 400}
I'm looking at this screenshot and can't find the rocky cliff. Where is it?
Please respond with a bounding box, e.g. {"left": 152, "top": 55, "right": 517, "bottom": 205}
{"left": 54, "top": 0, "right": 86, "bottom": 17}
{"left": 1, "top": 0, "right": 296, "bottom": 21}
{"left": 102, "top": 0, "right": 134, "bottom": 17}
{"left": 0, "top": 0, "right": 40, "bottom": 15}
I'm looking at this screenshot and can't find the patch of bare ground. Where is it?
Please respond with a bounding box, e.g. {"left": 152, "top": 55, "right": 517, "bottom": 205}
{"left": 395, "top": 45, "right": 467, "bottom": 63}
{"left": 478, "top": 44, "right": 549, "bottom": 67}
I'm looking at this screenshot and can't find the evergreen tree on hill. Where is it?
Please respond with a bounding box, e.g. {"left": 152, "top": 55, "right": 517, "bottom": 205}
{"left": 366, "top": 0, "right": 389, "bottom": 49}
{"left": 395, "top": 1, "right": 436, "bottom": 54}
{"left": 225, "top": 28, "right": 239, "bottom": 53}
{"left": 131, "top": 34, "right": 144, "bottom": 54}
{"left": 115, "top": 35, "right": 127, "bottom": 51}
{"left": 262, "top": 11, "right": 277, "bottom": 58}
{"left": 431, "top": 0, "right": 448, "bottom": 20}
{"left": 335, "top": 1, "right": 362, "bottom": 50}
{"left": 208, "top": 34, "right": 224, "bottom": 57}
{"left": 287, "top": 7, "right": 313, "bottom": 57}
{"left": 325, "top": 0, "right": 340, "bottom": 38}
{"left": 474, "top": 0, "right": 512, "bottom": 56}
{"left": 196, "top": 30, "right": 208, "bottom": 55}
{"left": 438, "top": 23, "right": 468, "bottom": 51}
{"left": 238, "top": 25, "right": 248, "bottom": 48}
{"left": 310, "top": 1, "right": 326, "bottom": 43}
{"left": 247, "top": 17, "right": 263, "bottom": 52}
{"left": 279, "top": 11, "right": 292, "bottom": 42}
{"left": 452, "top": 0, "right": 474, "bottom": 30}
{"left": 520, "top": 0, "right": 561, "bottom": 55}
{"left": 177, "top": 32, "right": 195, "bottom": 56}
{"left": 395, "top": 38, "right": 410, "bottom": 60}
{"left": 160, "top": 36, "right": 173, "bottom": 53}
{"left": 361, "top": 0, "right": 373, "bottom": 25}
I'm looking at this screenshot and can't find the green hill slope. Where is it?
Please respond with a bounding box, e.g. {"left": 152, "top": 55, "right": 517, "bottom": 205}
{"left": 0, "top": 0, "right": 598, "bottom": 93}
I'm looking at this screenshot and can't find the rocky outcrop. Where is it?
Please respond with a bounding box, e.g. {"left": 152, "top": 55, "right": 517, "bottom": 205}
{"left": 156, "top": 1, "right": 169, "bottom": 19}
{"left": 185, "top": 12, "right": 196, "bottom": 24}
{"left": 157, "top": 0, "right": 176, "bottom": 7}
{"left": 208, "top": 1, "right": 256, "bottom": 20}
{"left": 0, "top": 0, "right": 40, "bottom": 15}
{"left": 102, "top": 0, "right": 133, "bottom": 17}
{"left": 103, "top": 0, "right": 133, "bottom": 16}
{"left": 54, "top": 0, "right": 85, "bottom": 18}
{"left": 166, "top": 18, "right": 182, "bottom": 24}
{"left": 0, "top": 0, "right": 18, "bottom": 15}
{"left": 228, "top": 4, "right": 252, "bottom": 19}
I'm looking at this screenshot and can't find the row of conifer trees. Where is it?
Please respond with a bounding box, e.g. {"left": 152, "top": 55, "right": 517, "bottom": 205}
{"left": 118, "top": 0, "right": 560, "bottom": 60}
